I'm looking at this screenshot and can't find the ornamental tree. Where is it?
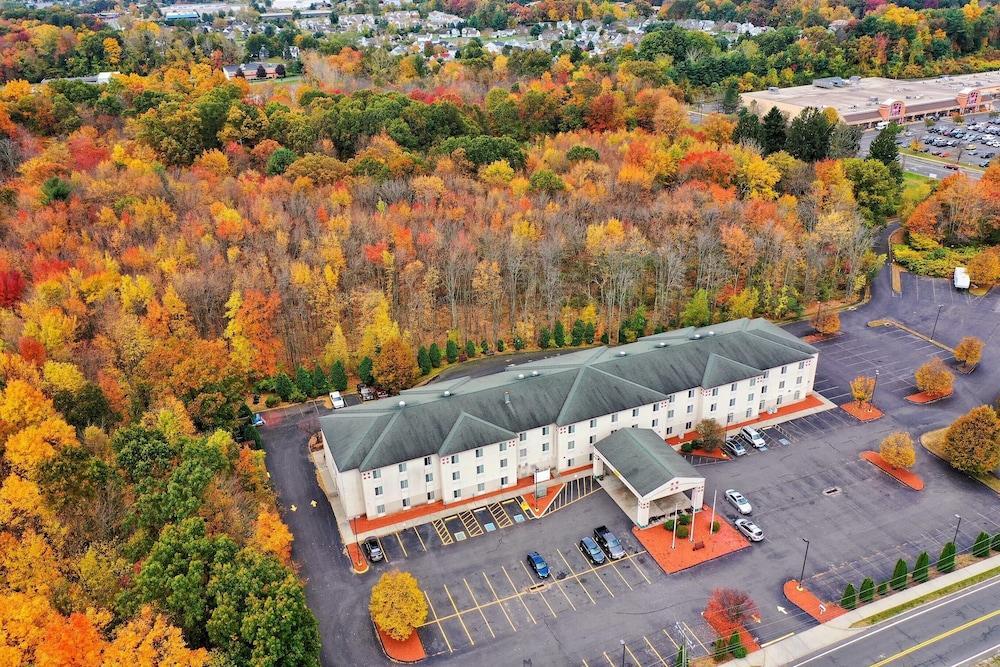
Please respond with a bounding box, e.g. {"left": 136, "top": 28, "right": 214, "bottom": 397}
{"left": 943, "top": 405, "right": 1000, "bottom": 474}
{"left": 373, "top": 336, "right": 417, "bottom": 394}
{"left": 954, "top": 337, "right": 983, "bottom": 368}
{"left": 812, "top": 306, "right": 840, "bottom": 335}
{"left": 705, "top": 588, "right": 758, "bottom": 627}
{"left": 695, "top": 419, "right": 725, "bottom": 452}
{"left": 840, "top": 583, "right": 856, "bottom": 610}
{"left": 859, "top": 577, "right": 875, "bottom": 603}
{"left": 879, "top": 432, "right": 916, "bottom": 470}
{"left": 369, "top": 571, "right": 428, "bottom": 641}
{"left": 890, "top": 558, "right": 908, "bottom": 590}
{"left": 937, "top": 541, "right": 956, "bottom": 573}
{"left": 912, "top": 552, "right": 930, "bottom": 583}
{"left": 914, "top": 357, "right": 953, "bottom": 397}
{"left": 850, "top": 375, "right": 875, "bottom": 407}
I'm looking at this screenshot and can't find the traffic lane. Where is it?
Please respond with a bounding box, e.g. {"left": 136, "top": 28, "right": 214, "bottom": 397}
{"left": 791, "top": 575, "right": 1000, "bottom": 667}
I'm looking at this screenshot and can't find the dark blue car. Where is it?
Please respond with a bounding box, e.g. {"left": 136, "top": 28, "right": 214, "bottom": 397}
{"left": 526, "top": 551, "right": 550, "bottom": 578}
{"left": 580, "top": 536, "right": 607, "bottom": 565}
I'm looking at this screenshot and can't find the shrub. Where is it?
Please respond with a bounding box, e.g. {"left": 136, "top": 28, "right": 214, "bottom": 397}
{"left": 676, "top": 526, "right": 690, "bottom": 539}
{"left": 877, "top": 581, "right": 888, "bottom": 596}
{"left": 289, "top": 389, "right": 307, "bottom": 403}
{"left": 992, "top": 533, "right": 1000, "bottom": 553}
{"left": 465, "top": 339, "right": 476, "bottom": 358}
{"left": 664, "top": 519, "right": 675, "bottom": 531}
{"left": 890, "top": 558, "right": 908, "bottom": 590}
{"left": 937, "top": 542, "right": 956, "bottom": 573}
{"left": 711, "top": 521, "right": 721, "bottom": 533}
{"left": 840, "top": 583, "right": 857, "bottom": 610}
{"left": 712, "top": 637, "right": 727, "bottom": 662}
{"left": 678, "top": 514, "right": 692, "bottom": 526}
{"left": 859, "top": 577, "right": 875, "bottom": 603}
{"left": 567, "top": 145, "right": 600, "bottom": 162}
{"left": 680, "top": 442, "right": 695, "bottom": 453}
{"left": 528, "top": 169, "right": 566, "bottom": 193}
{"left": 912, "top": 551, "right": 930, "bottom": 583}
{"left": 265, "top": 395, "right": 280, "bottom": 408}
{"left": 727, "top": 631, "right": 743, "bottom": 657}
{"left": 496, "top": 339, "right": 505, "bottom": 352}
{"left": 973, "top": 531, "right": 991, "bottom": 558}
{"left": 733, "top": 645, "right": 747, "bottom": 659}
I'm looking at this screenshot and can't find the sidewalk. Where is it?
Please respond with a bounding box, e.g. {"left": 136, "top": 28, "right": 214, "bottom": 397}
{"left": 724, "top": 553, "right": 1000, "bottom": 666}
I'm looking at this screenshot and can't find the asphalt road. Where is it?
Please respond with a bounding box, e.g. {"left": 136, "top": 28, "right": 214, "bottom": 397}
{"left": 792, "top": 574, "right": 1000, "bottom": 667}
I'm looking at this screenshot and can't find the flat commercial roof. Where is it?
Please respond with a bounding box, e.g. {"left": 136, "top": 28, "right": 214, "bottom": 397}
{"left": 742, "top": 70, "right": 1000, "bottom": 120}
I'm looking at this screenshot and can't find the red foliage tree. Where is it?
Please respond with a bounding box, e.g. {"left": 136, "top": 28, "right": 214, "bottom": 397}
{"left": 18, "top": 336, "right": 47, "bottom": 366}
{"left": 0, "top": 269, "right": 26, "bottom": 307}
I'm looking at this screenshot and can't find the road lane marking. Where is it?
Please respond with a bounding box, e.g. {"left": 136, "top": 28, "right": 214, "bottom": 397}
{"left": 443, "top": 583, "right": 474, "bottom": 646}
{"left": 644, "top": 635, "right": 667, "bottom": 665}
{"left": 629, "top": 552, "right": 652, "bottom": 584}
{"left": 482, "top": 572, "right": 516, "bottom": 632}
{"left": 558, "top": 548, "right": 596, "bottom": 604}
{"left": 869, "top": 608, "right": 1000, "bottom": 667}
{"left": 502, "top": 565, "right": 537, "bottom": 624}
{"left": 624, "top": 642, "right": 640, "bottom": 665}
{"left": 376, "top": 536, "right": 390, "bottom": 563}
{"left": 948, "top": 640, "right": 1000, "bottom": 667}
{"left": 661, "top": 628, "right": 679, "bottom": 649}
{"left": 602, "top": 651, "right": 614, "bottom": 666}
{"left": 464, "top": 578, "right": 494, "bottom": 639}
{"left": 424, "top": 591, "right": 452, "bottom": 653}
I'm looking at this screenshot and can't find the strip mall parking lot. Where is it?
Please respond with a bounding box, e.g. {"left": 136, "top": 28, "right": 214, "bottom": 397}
{"left": 261, "top": 268, "right": 1000, "bottom": 666}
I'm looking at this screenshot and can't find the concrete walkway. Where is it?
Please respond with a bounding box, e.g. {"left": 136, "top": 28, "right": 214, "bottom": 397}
{"left": 725, "top": 552, "right": 1000, "bottom": 666}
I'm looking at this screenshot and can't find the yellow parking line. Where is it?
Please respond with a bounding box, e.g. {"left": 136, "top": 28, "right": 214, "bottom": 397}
{"left": 501, "top": 565, "right": 537, "bottom": 624}
{"left": 482, "top": 572, "right": 516, "bottom": 632}
{"left": 682, "top": 621, "right": 708, "bottom": 653}
{"left": 424, "top": 591, "right": 452, "bottom": 653}
{"left": 661, "top": 628, "right": 679, "bottom": 650}
{"left": 412, "top": 526, "right": 427, "bottom": 551}
{"left": 625, "top": 643, "right": 640, "bottom": 665}
{"left": 394, "top": 532, "right": 408, "bottom": 558}
{"left": 628, "top": 552, "right": 652, "bottom": 585}
{"left": 644, "top": 635, "right": 667, "bottom": 665}
{"left": 602, "top": 651, "right": 615, "bottom": 666}
{"left": 591, "top": 563, "right": 615, "bottom": 597}
{"left": 518, "top": 560, "right": 557, "bottom": 618}
{"left": 581, "top": 659, "right": 590, "bottom": 667}
{"left": 870, "top": 608, "right": 1000, "bottom": 667}
{"left": 610, "top": 561, "right": 633, "bottom": 591}
{"left": 463, "top": 578, "right": 494, "bottom": 639}
{"left": 443, "top": 584, "right": 474, "bottom": 646}
{"left": 558, "top": 549, "right": 596, "bottom": 604}
{"left": 376, "top": 536, "right": 390, "bottom": 563}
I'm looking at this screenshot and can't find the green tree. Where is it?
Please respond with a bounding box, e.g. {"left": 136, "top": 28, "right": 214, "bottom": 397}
{"left": 937, "top": 541, "right": 956, "bottom": 573}
{"left": 538, "top": 326, "right": 551, "bottom": 349}
{"left": 728, "top": 631, "right": 745, "bottom": 658}
{"left": 734, "top": 110, "right": 764, "bottom": 147}
{"left": 529, "top": 169, "right": 565, "bottom": 193}
{"left": 727, "top": 287, "right": 758, "bottom": 319}
{"left": 859, "top": 577, "right": 875, "bottom": 603}
{"left": 294, "top": 365, "right": 315, "bottom": 397}
{"left": 712, "top": 637, "right": 728, "bottom": 661}
{"left": 761, "top": 106, "right": 787, "bottom": 155}
{"left": 583, "top": 321, "right": 595, "bottom": 344}
{"left": 112, "top": 426, "right": 175, "bottom": 482}
{"left": 311, "top": 365, "right": 329, "bottom": 395}
{"left": 785, "top": 107, "right": 832, "bottom": 162}
{"left": 266, "top": 147, "right": 297, "bottom": 175}
{"left": 993, "top": 533, "right": 1000, "bottom": 553}
{"left": 973, "top": 531, "right": 991, "bottom": 557}
{"left": 912, "top": 551, "right": 930, "bottom": 583}
{"left": 273, "top": 372, "right": 294, "bottom": 401}
{"left": 553, "top": 321, "right": 566, "bottom": 347}
{"left": 417, "top": 346, "right": 432, "bottom": 375}
{"left": 840, "top": 583, "right": 856, "bottom": 610}
{"left": 358, "top": 356, "right": 374, "bottom": 385}
{"left": 890, "top": 558, "right": 908, "bottom": 590}
{"left": 428, "top": 342, "right": 442, "bottom": 368}
{"left": 465, "top": 339, "right": 477, "bottom": 358}
{"left": 943, "top": 405, "right": 1000, "bottom": 475}
{"left": 868, "top": 122, "right": 903, "bottom": 183}
{"left": 329, "top": 360, "right": 348, "bottom": 392}
{"left": 843, "top": 158, "right": 902, "bottom": 224}
{"left": 721, "top": 81, "right": 740, "bottom": 114}
{"left": 445, "top": 339, "right": 459, "bottom": 363}
{"left": 52, "top": 382, "right": 120, "bottom": 432}
{"left": 571, "top": 319, "right": 585, "bottom": 346}
{"left": 681, "top": 289, "right": 711, "bottom": 327}
{"left": 673, "top": 644, "right": 688, "bottom": 667}
{"left": 829, "top": 122, "right": 862, "bottom": 158}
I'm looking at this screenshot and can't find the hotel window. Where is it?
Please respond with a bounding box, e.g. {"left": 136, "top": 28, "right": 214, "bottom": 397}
{"left": 477, "top": 482, "right": 485, "bottom": 492}
{"left": 668, "top": 395, "right": 675, "bottom": 403}
{"left": 779, "top": 380, "right": 786, "bottom": 389}
{"left": 589, "top": 435, "right": 596, "bottom": 444}
{"left": 750, "top": 378, "right": 756, "bottom": 387}
{"left": 710, "top": 403, "right": 717, "bottom": 412}
{"left": 542, "top": 443, "right": 550, "bottom": 452}
{"left": 763, "top": 370, "right": 769, "bottom": 378}
{"left": 377, "top": 504, "right": 385, "bottom": 515}
{"left": 685, "top": 421, "right": 692, "bottom": 430}
{"left": 781, "top": 365, "right": 787, "bottom": 374}
{"left": 797, "top": 376, "right": 803, "bottom": 384}
{"left": 542, "top": 426, "right": 550, "bottom": 435}
{"left": 747, "top": 394, "right": 754, "bottom": 402}
{"left": 666, "top": 427, "right": 674, "bottom": 435}
{"left": 711, "top": 388, "right": 719, "bottom": 396}
{"left": 427, "top": 491, "right": 434, "bottom": 501}
{"left": 632, "top": 408, "right": 639, "bottom": 417}
{"left": 652, "top": 419, "right": 659, "bottom": 428}
{"left": 499, "top": 442, "right": 507, "bottom": 452}
{"left": 745, "top": 407, "right": 753, "bottom": 418}
{"left": 653, "top": 403, "right": 659, "bottom": 412}
{"left": 452, "top": 471, "right": 460, "bottom": 481}
{"left": 611, "top": 414, "right": 619, "bottom": 423}
{"left": 425, "top": 473, "right": 433, "bottom": 483}
{"left": 424, "top": 456, "right": 432, "bottom": 466}
{"left": 777, "top": 396, "right": 783, "bottom": 405}
{"left": 402, "top": 498, "right": 410, "bottom": 508}
{"left": 668, "top": 409, "right": 675, "bottom": 418}
{"left": 398, "top": 462, "right": 406, "bottom": 473}
{"left": 453, "top": 489, "right": 461, "bottom": 499}
{"left": 501, "top": 476, "right": 509, "bottom": 486}
{"left": 400, "top": 480, "right": 408, "bottom": 490}
{"left": 374, "top": 486, "right": 383, "bottom": 496}
{"left": 727, "top": 413, "right": 734, "bottom": 424}
{"left": 688, "top": 390, "right": 695, "bottom": 399}
{"left": 372, "top": 469, "right": 381, "bottom": 479}
{"left": 590, "top": 419, "right": 597, "bottom": 428}
{"left": 761, "top": 386, "right": 768, "bottom": 394}
{"left": 500, "top": 458, "right": 508, "bottom": 468}
{"left": 759, "top": 400, "right": 765, "bottom": 411}
{"left": 520, "top": 448, "right": 527, "bottom": 458}
{"left": 686, "top": 405, "right": 693, "bottom": 414}
{"left": 794, "top": 390, "right": 801, "bottom": 400}
{"left": 631, "top": 424, "right": 637, "bottom": 428}
{"left": 567, "top": 441, "right": 575, "bottom": 450}
{"left": 476, "top": 464, "right": 485, "bottom": 475}
{"left": 730, "top": 383, "right": 737, "bottom": 391}
{"left": 567, "top": 458, "right": 574, "bottom": 467}
{"left": 799, "top": 361, "right": 805, "bottom": 370}
{"left": 729, "top": 398, "right": 736, "bottom": 407}
{"left": 453, "top": 454, "right": 460, "bottom": 464}
{"left": 519, "top": 432, "right": 526, "bottom": 442}
{"left": 475, "top": 448, "right": 483, "bottom": 458}
{"left": 568, "top": 424, "right": 576, "bottom": 434}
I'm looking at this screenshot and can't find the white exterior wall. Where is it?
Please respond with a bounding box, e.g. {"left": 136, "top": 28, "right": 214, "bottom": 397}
{"left": 331, "top": 353, "right": 819, "bottom": 520}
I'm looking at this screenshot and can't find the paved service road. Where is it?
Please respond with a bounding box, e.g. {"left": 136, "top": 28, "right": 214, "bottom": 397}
{"left": 792, "top": 575, "right": 1000, "bottom": 667}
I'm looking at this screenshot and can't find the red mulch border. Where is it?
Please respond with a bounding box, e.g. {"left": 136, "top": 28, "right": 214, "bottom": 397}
{"left": 861, "top": 451, "right": 925, "bottom": 490}
{"left": 783, "top": 580, "right": 847, "bottom": 623}
{"left": 686, "top": 447, "right": 729, "bottom": 460}
{"left": 841, "top": 402, "right": 883, "bottom": 422}
{"left": 632, "top": 506, "right": 750, "bottom": 574}
{"left": 802, "top": 332, "right": 840, "bottom": 344}
{"left": 703, "top": 608, "right": 760, "bottom": 653}
{"left": 665, "top": 394, "right": 827, "bottom": 447}
{"left": 522, "top": 482, "right": 565, "bottom": 517}
{"left": 373, "top": 619, "right": 426, "bottom": 663}
{"left": 346, "top": 543, "right": 369, "bottom": 574}
{"left": 905, "top": 389, "right": 953, "bottom": 404}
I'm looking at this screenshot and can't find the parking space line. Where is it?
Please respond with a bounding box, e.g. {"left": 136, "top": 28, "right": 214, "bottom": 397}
{"left": 463, "top": 578, "right": 494, "bottom": 639}
{"left": 661, "top": 628, "right": 679, "bottom": 650}
{"left": 589, "top": 561, "right": 615, "bottom": 597}
{"left": 482, "top": 572, "right": 517, "bottom": 631}
{"left": 377, "top": 536, "right": 390, "bottom": 563}
{"left": 644, "top": 635, "right": 667, "bottom": 665}
{"left": 412, "top": 526, "right": 427, "bottom": 551}
{"left": 501, "top": 565, "right": 537, "bottom": 624}
{"left": 610, "top": 561, "right": 633, "bottom": 590}
{"left": 432, "top": 519, "right": 453, "bottom": 546}
{"left": 424, "top": 591, "right": 453, "bottom": 653}
{"left": 682, "top": 621, "right": 708, "bottom": 653}
{"left": 628, "top": 552, "right": 652, "bottom": 585}
{"left": 394, "top": 532, "right": 408, "bottom": 558}
{"left": 443, "top": 584, "right": 475, "bottom": 646}
{"left": 624, "top": 642, "right": 640, "bottom": 665}
{"left": 602, "top": 651, "right": 615, "bottom": 666}
{"left": 558, "top": 549, "right": 596, "bottom": 604}
{"left": 518, "top": 560, "right": 557, "bottom": 618}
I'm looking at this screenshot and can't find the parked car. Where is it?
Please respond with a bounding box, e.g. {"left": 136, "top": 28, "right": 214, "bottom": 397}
{"left": 734, "top": 518, "right": 764, "bottom": 542}
{"left": 359, "top": 385, "right": 375, "bottom": 401}
{"left": 725, "top": 489, "right": 753, "bottom": 515}
{"left": 740, "top": 426, "right": 767, "bottom": 450}
{"left": 579, "top": 536, "right": 607, "bottom": 565}
{"left": 594, "top": 526, "right": 626, "bottom": 560}
{"left": 363, "top": 537, "right": 384, "bottom": 562}
{"left": 252, "top": 413, "right": 265, "bottom": 427}
{"left": 526, "top": 551, "right": 550, "bottom": 578}
{"left": 329, "top": 391, "right": 346, "bottom": 409}
{"left": 724, "top": 437, "right": 747, "bottom": 457}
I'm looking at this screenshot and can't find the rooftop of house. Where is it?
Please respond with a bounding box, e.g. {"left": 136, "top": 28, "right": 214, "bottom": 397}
{"left": 319, "top": 318, "right": 816, "bottom": 473}
{"left": 595, "top": 428, "right": 702, "bottom": 497}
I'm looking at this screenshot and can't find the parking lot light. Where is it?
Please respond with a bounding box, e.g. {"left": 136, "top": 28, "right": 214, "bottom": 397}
{"left": 931, "top": 304, "right": 944, "bottom": 340}
{"left": 620, "top": 639, "right": 626, "bottom": 667}
{"left": 953, "top": 514, "right": 962, "bottom": 546}
{"left": 797, "top": 538, "right": 810, "bottom": 591}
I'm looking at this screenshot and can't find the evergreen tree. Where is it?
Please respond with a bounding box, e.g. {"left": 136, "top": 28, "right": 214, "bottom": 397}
{"left": 937, "top": 542, "right": 956, "bottom": 573}
{"left": 761, "top": 106, "right": 787, "bottom": 155}
{"left": 294, "top": 365, "right": 314, "bottom": 397}
{"left": 329, "top": 360, "right": 348, "bottom": 391}
{"left": 912, "top": 551, "right": 930, "bottom": 583}
{"left": 992, "top": 533, "right": 1000, "bottom": 553}
{"left": 829, "top": 122, "right": 863, "bottom": 158}
{"left": 358, "top": 356, "right": 374, "bottom": 385}
{"left": 721, "top": 81, "right": 740, "bottom": 113}
{"left": 733, "top": 109, "right": 764, "bottom": 146}
{"left": 512, "top": 335, "right": 524, "bottom": 350}
{"left": 840, "top": 583, "right": 856, "bottom": 610}
{"left": 890, "top": 558, "right": 908, "bottom": 590}
{"left": 311, "top": 364, "right": 329, "bottom": 395}
{"left": 417, "top": 346, "right": 431, "bottom": 375}
{"left": 571, "top": 319, "right": 585, "bottom": 346}
{"left": 496, "top": 338, "right": 505, "bottom": 352}
{"left": 673, "top": 644, "right": 688, "bottom": 667}
{"left": 553, "top": 321, "right": 566, "bottom": 347}
{"left": 538, "top": 326, "right": 551, "bottom": 349}
{"left": 869, "top": 122, "right": 903, "bottom": 183}
{"left": 428, "top": 342, "right": 442, "bottom": 368}
{"left": 859, "top": 577, "right": 875, "bottom": 603}
{"left": 445, "top": 339, "right": 459, "bottom": 363}
{"left": 785, "top": 107, "right": 833, "bottom": 161}
{"left": 480, "top": 339, "right": 490, "bottom": 355}
{"left": 973, "top": 531, "right": 991, "bottom": 557}
{"left": 273, "top": 372, "right": 294, "bottom": 401}
{"left": 727, "top": 631, "right": 745, "bottom": 658}
{"left": 465, "top": 339, "right": 477, "bottom": 358}
{"left": 583, "top": 321, "right": 595, "bottom": 344}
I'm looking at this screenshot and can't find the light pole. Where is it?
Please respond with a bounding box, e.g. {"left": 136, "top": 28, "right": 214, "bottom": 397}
{"left": 931, "top": 304, "right": 944, "bottom": 340}
{"left": 620, "top": 639, "right": 626, "bottom": 667}
{"left": 872, "top": 369, "right": 880, "bottom": 409}
{"left": 797, "top": 538, "right": 810, "bottom": 590}
{"left": 953, "top": 514, "right": 962, "bottom": 546}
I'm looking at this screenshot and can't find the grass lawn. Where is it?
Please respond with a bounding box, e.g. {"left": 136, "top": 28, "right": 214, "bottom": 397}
{"left": 250, "top": 75, "right": 304, "bottom": 86}
{"left": 899, "top": 172, "right": 935, "bottom": 220}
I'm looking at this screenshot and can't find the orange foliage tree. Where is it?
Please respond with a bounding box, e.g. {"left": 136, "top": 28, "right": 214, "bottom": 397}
{"left": 914, "top": 357, "right": 953, "bottom": 397}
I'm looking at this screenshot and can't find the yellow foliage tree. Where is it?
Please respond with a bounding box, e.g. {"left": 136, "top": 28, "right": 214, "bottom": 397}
{"left": 4, "top": 417, "right": 78, "bottom": 475}
{"left": 369, "top": 571, "right": 428, "bottom": 641}
{"left": 914, "top": 357, "right": 953, "bottom": 397}
{"left": 880, "top": 432, "right": 916, "bottom": 469}
{"left": 41, "top": 361, "right": 86, "bottom": 393}
{"left": 250, "top": 507, "right": 294, "bottom": 566}
{"left": 850, "top": 375, "right": 876, "bottom": 407}
{"left": 103, "top": 606, "right": 208, "bottom": 667}
{"left": 954, "top": 336, "right": 983, "bottom": 369}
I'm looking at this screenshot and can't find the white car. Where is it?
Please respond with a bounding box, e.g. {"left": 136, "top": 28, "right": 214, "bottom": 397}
{"left": 735, "top": 518, "right": 764, "bottom": 542}
{"left": 329, "top": 391, "right": 346, "bottom": 409}
{"left": 725, "top": 489, "right": 752, "bottom": 515}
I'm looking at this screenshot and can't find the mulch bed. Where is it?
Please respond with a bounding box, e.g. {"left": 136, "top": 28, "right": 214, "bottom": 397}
{"left": 522, "top": 482, "right": 565, "bottom": 517}
{"left": 841, "top": 402, "right": 883, "bottom": 422}
{"left": 783, "top": 580, "right": 847, "bottom": 623}
{"left": 346, "top": 543, "right": 369, "bottom": 574}
{"left": 703, "top": 608, "right": 760, "bottom": 653}
{"left": 632, "top": 506, "right": 750, "bottom": 575}
{"left": 957, "top": 363, "right": 978, "bottom": 375}
{"left": 685, "top": 447, "right": 729, "bottom": 460}
{"left": 373, "top": 619, "right": 427, "bottom": 663}
{"left": 860, "top": 451, "right": 925, "bottom": 491}
{"left": 802, "top": 332, "right": 840, "bottom": 344}
{"left": 905, "top": 390, "right": 952, "bottom": 404}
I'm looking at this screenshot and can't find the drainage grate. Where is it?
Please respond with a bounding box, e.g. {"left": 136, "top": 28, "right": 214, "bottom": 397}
{"left": 823, "top": 487, "right": 842, "bottom": 496}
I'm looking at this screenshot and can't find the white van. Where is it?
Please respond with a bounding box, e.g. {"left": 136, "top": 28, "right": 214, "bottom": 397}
{"left": 954, "top": 267, "right": 970, "bottom": 290}
{"left": 875, "top": 120, "right": 890, "bottom": 130}
{"left": 740, "top": 426, "right": 767, "bottom": 450}
{"left": 329, "top": 391, "right": 346, "bottom": 409}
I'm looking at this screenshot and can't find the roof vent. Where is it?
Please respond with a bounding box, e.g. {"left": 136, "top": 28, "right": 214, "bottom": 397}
{"left": 517, "top": 373, "right": 525, "bottom": 380}
{"left": 691, "top": 333, "right": 702, "bottom": 340}
{"left": 618, "top": 351, "right": 627, "bottom": 356}
{"left": 398, "top": 400, "right": 406, "bottom": 408}
{"left": 504, "top": 391, "right": 511, "bottom": 405}
{"left": 442, "top": 390, "right": 451, "bottom": 397}
{"left": 531, "top": 370, "right": 539, "bottom": 377}
{"left": 707, "top": 330, "right": 715, "bottom": 336}
{"left": 657, "top": 341, "right": 667, "bottom": 348}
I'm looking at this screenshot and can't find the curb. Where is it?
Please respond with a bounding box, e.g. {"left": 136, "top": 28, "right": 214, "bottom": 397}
{"left": 867, "top": 318, "right": 955, "bottom": 353}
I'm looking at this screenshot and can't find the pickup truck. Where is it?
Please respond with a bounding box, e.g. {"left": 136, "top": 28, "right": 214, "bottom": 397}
{"left": 593, "top": 525, "right": 626, "bottom": 560}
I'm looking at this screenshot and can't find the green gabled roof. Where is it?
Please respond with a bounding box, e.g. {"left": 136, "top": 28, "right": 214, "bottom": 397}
{"left": 595, "top": 428, "right": 701, "bottom": 497}
{"left": 556, "top": 366, "right": 667, "bottom": 426}
{"left": 320, "top": 412, "right": 397, "bottom": 472}
{"left": 702, "top": 353, "right": 762, "bottom": 388}
{"left": 437, "top": 412, "right": 517, "bottom": 457}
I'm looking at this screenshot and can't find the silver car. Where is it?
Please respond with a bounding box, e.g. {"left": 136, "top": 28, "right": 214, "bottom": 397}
{"left": 725, "top": 489, "right": 752, "bottom": 515}
{"left": 735, "top": 518, "right": 764, "bottom": 542}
